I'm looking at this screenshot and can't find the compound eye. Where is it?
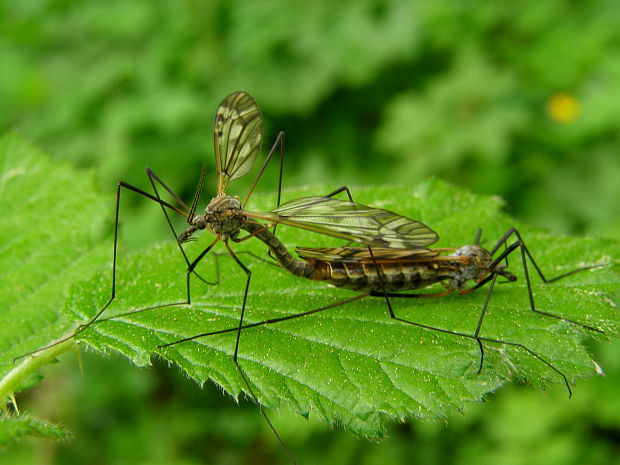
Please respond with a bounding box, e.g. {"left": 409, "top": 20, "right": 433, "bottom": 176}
{"left": 193, "top": 217, "right": 207, "bottom": 230}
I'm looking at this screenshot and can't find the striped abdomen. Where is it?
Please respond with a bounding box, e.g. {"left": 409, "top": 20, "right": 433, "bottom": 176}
{"left": 241, "top": 220, "right": 439, "bottom": 290}
{"left": 295, "top": 245, "right": 494, "bottom": 292}
{"left": 306, "top": 259, "right": 458, "bottom": 292}
{"left": 240, "top": 223, "right": 487, "bottom": 293}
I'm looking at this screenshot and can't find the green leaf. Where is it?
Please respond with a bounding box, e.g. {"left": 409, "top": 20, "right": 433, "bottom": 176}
{"left": 1, "top": 134, "right": 618, "bottom": 438}
{"left": 0, "top": 132, "right": 108, "bottom": 367}
{"left": 79, "top": 183, "right": 618, "bottom": 436}
{"left": 0, "top": 133, "right": 107, "bottom": 443}
{"left": 0, "top": 413, "right": 71, "bottom": 447}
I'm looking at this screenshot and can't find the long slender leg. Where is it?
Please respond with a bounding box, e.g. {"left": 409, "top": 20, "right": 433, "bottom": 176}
{"left": 159, "top": 293, "right": 369, "bottom": 347}
{"left": 473, "top": 228, "right": 482, "bottom": 245}
{"left": 336, "top": 192, "right": 488, "bottom": 378}
{"left": 239, "top": 132, "right": 286, "bottom": 259}
{"left": 90, "top": 163, "right": 222, "bottom": 328}
{"left": 323, "top": 185, "right": 356, "bottom": 202}
{"left": 470, "top": 273, "right": 500, "bottom": 373}
{"left": 370, "top": 284, "right": 492, "bottom": 373}
{"left": 15, "top": 181, "right": 191, "bottom": 360}
{"left": 446, "top": 229, "right": 604, "bottom": 376}
{"left": 96, "top": 237, "right": 220, "bottom": 326}
{"left": 375, "top": 292, "right": 571, "bottom": 394}
{"left": 321, "top": 186, "right": 361, "bottom": 251}
{"left": 377, "top": 234, "right": 601, "bottom": 373}
{"left": 218, "top": 241, "right": 297, "bottom": 465}
{"left": 483, "top": 230, "right": 604, "bottom": 333}
{"left": 242, "top": 128, "right": 357, "bottom": 247}
{"left": 368, "top": 266, "right": 581, "bottom": 390}
{"left": 157, "top": 290, "right": 571, "bottom": 396}
{"left": 159, "top": 230, "right": 571, "bottom": 396}
{"left": 214, "top": 250, "right": 279, "bottom": 267}
{"left": 243, "top": 131, "right": 285, "bottom": 209}
{"left": 490, "top": 228, "right": 604, "bottom": 283}
{"left": 145, "top": 167, "right": 192, "bottom": 212}
{"left": 240, "top": 133, "right": 358, "bottom": 252}
{"left": 185, "top": 238, "right": 221, "bottom": 303}
{"left": 145, "top": 168, "right": 215, "bottom": 286}
{"left": 234, "top": 358, "right": 298, "bottom": 465}
{"left": 242, "top": 133, "right": 353, "bottom": 238}
{"left": 244, "top": 130, "right": 354, "bottom": 209}
{"left": 217, "top": 242, "right": 252, "bottom": 360}
{"left": 264, "top": 183, "right": 359, "bottom": 259}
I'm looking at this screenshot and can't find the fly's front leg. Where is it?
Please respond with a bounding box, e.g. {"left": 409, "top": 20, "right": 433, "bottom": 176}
{"left": 487, "top": 229, "right": 604, "bottom": 333}
{"left": 369, "top": 287, "right": 488, "bottom": 373}
{"left": 221, "top": 241, "right": 252, "bottom": 361}
{"left": 220, "top": 240, "right": 297, "bottom": 465}
{"left": 146, "top": 168, "right": 217, "bottom": 286}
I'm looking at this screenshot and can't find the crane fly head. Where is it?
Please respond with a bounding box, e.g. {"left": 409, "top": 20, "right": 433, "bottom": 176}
{"left": 177, "top": 195, "right": 245, "bottom": 243}
{"left": 203, "top": 195, "right": 245, "bottom": 241}
{"left": 177, "top": 215, "right": 207, "bottom": 243}
{"left": 444, "top": 245, "right": 495, "bottom": 291}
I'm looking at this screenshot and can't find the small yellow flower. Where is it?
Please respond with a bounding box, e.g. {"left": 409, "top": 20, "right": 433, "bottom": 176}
{"left": 546, "top": 92, "right": 581, "bottom": 123}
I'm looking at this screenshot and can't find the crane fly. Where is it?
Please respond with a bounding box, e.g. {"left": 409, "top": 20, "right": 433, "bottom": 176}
{"left": 162, "top": 225, "right": 605, "bottom": 397}
{"left": 17, "top": 91, "right": 442, "bottom": 464}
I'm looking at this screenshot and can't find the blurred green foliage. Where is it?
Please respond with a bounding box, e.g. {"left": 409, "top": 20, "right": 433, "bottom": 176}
{"left": 2, "top": 0, "right": 619, "bottom": 239}
{"left": 2, "top": 0, "right": 619, "bottom": 464}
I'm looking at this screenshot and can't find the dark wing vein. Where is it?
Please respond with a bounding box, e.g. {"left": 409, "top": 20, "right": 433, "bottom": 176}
{"left": 247, "top": 196, "right": 439, "bottom": 249}
{"left": 214, "top": 91, "right": 264, "bottom": 194}
{"left": 296, "top": 247, "right": 440, "bottom": 263}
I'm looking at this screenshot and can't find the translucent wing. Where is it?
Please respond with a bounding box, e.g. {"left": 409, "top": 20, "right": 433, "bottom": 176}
{"left": 296, "top": 247, "right": 440, "bottom": 263}
{"left": 248, "top": 196, "right": 439, "bottom": 249}
{"left": 214, "top": 91, "right": 264, "bottom": 194}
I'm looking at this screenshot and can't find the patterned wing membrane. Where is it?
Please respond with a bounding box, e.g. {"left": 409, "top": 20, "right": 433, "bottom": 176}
{"left": 214, "top": 91, "right": 264, "bottom": 194}
{"left": 296, "top": 247, "right": 440, "bottom": 263}
{"left": 248, "top": 196, "right": 439, "bottom": 249}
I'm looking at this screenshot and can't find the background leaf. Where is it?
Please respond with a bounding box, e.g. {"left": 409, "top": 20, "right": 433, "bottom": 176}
{"left": 0, "top": 133, "right": 107, "bottom": 442}
{"left": 0, "top": 133, "right": 108, "bottom": 371}
{"left": 3, "top": 1, "right": 620, "bottom": 240}
{"left": 0, "top": 414, "right": 71, "bottom": 447}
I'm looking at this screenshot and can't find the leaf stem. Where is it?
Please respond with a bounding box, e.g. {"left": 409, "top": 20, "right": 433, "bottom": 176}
{"left": 0, "top": 339, "right": 73, "bottom": 402}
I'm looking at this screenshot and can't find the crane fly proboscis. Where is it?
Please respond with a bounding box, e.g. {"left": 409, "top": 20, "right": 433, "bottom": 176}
{"left": 160, "top": 225, "right": 608, "bottom": 397}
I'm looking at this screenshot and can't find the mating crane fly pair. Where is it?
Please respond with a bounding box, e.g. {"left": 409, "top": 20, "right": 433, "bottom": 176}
{"left": 21, "top": 92, "right": 601, "bottom": 395}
